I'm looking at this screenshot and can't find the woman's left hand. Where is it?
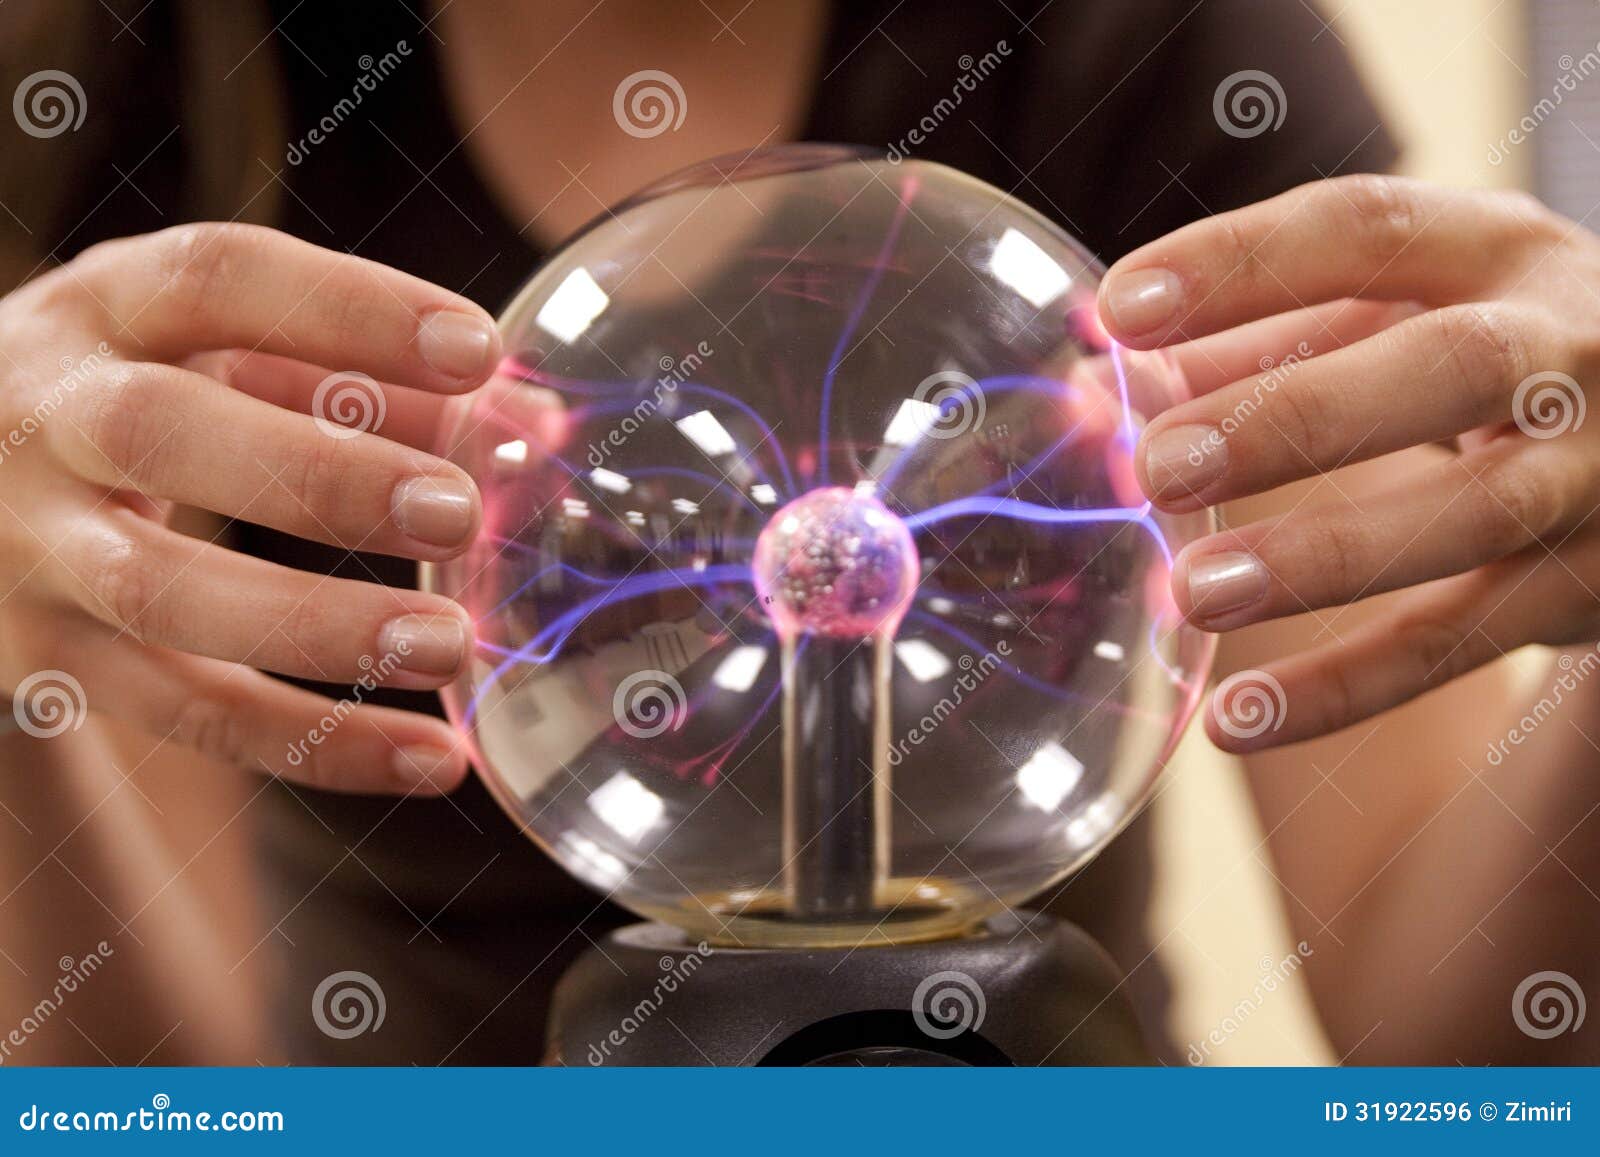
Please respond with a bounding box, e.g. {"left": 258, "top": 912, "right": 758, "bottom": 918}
{"left": 1098, "top": 175, "right": 1600, "bottom": 752}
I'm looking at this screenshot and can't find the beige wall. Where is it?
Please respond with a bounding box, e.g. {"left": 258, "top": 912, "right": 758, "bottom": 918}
{"left": 1344, "top": 0, "right": 1529, "bottom": 188}
{"left": 1155, "top": 0, "right": 1531, "bottom": 1066}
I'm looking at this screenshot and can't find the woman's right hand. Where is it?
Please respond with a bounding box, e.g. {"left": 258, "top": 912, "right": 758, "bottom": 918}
{"left": 0, "top": 223, "right": 502, "bottom": 794}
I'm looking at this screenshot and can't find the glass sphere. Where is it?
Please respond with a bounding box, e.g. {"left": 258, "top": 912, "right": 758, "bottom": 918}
{"left": 422, "top": 146, "right": 1215, "bottom": 948}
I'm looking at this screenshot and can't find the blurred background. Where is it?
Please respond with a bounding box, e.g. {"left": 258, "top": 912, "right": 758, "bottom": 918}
{"left": 0, "top": 0, "right": 1581, "bottom": 1065}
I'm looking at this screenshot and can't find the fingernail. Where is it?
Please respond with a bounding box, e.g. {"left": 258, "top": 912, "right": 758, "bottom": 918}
{"left": 1144, "top": 424, "right": 1226, "bottom": 502}
{"left": 1187, "top": 550, "right": 1268, "bottom": 620}
{"left": 392, "top": 744, "right": 457, "bottom": 787}
{"left": 1104, "top": 267, "right": 1183, "bottom": 335}
{"left": 417, "top": 309, "right": 496, "bottom": 379}
{"left": 379, "top": 613, "right": 467, "bottom": 677}
{"left": 392, "top": 475, "right": 476, "bottom": 548}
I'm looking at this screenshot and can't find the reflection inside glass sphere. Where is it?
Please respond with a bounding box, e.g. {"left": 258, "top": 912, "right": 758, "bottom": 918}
{"left": 422, "top": 146, "right": 1215, "bottom": 948}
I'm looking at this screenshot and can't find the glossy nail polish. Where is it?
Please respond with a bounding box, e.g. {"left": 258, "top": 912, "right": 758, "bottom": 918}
{"left": 1104, "top": 267, "right": 1182, "bottom": 334}
{"left": 392, "top": 476, "right": 476, "bottom": 548}
{"left": 1144, "top": 424, "right": 1226, "bottom": 503}
{"left": 1187, "top": 550, "right": 1267, "bottom": 620}
{"left": 378, "top": 613, "right": 467, "bottom": 676}
{"left": 417, "top": 310, "right": 496, "bottom": 379}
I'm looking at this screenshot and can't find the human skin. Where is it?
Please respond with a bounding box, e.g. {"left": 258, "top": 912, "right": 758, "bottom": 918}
{"left": 1100, "top": 175, "right": 1600, "bottom": 1061}
{"left": 0, "top": 224, "right": 502, "bottom": 794}
{"left": 3, "top": 0, "right": 1596, "bottom": 1062}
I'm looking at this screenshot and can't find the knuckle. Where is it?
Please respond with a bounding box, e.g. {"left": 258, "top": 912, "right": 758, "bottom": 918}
{"left": 1431, "top": 303, "right": 1530, "bottom": 407}
{"left": 268, "top": 598, "right": 333, "bottom": 675}
{"left": 1312, "top": 660, "right": 1359, "bottom": 735}
{"left": 1333, "top": 174, "right": 1426, "bottom": 265}
{"left": 14, "top": 262, "right": 106, "bottom": 334}
{"left": 283, "top": 741, "right": 345, "bottom": 792}
{"left": 1395, "top": 615, "right": 1476, "bottom": 688}
{"left": 85, "top": 533, "right": 166, "bottom": 640}
{"left": 1211, "top": 211, "right": 1272, "bottom": 298}
{"left": 73, "top": 362, "right": 173, "bottom": 483}
{"left": 1261, "top": 369, "right": 1333, "bottom": 467}
{"left": 171, "top": 693, "right": 257, "bottom": 770}
{"left": 147, "top": 222, "right": 262, "bottom": 320}
{"left": 1472, "top": 457, "right": 1556, "bottom": 547}
{"left": 68, "top": 234, "right": 138, "bottom": 291}
{"left": 279, "top": 432, "right": 368, "bottom": 538}
{"left": 1494, "top": 188, "right": 1564, "bottom": 242}
{"left": 309, "top": 266, "right": 380, "bottom": 348}
{"left": 1295, "top": 517, "right": 1366, "bottom": 603}
{"left": 70, "top": 235, "right": 123, "bottom": 272}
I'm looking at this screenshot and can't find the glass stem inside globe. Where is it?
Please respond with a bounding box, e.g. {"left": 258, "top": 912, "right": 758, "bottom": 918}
{"left": 779, "top": 632, "right": 895, "bottom": 919}
{"left": 752, "top": 487, "right": 919, "bottom": 922}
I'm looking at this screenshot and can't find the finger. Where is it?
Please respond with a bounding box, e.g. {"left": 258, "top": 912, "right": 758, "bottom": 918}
{"left": 1099, "top": 176, "right": 1553, "bottom": 347}
{"left": 56, "top": 361, "right": 479, "bottom": 558}
{"left": 192, "top": 353, "right": 561, "bottom": 468}
{"left": 1165, "top": 299, "right": 1418, "bottom": 396}
{"left": 1174, "top": 438, "right": 1592, "bottom": 630}
{"left": 54, "top": 510, "right": 472, "bottom": 690}
{"left": 1137, "top": 301, "right": 1546, "bottom": 511}
{"left": 1205, "top": 542, "right": 1591, "bottom": 753}
{"left": 54, "top": 626, "right": 468, "bottom": 794}
{"left": 185, "top": 349, "right": 453, "bottom": 452}
{"left": 79, "top": 223, "right": 501, "bottom": 392}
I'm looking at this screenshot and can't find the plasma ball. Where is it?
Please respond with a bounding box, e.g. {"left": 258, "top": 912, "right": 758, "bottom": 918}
{"left": 753, "top": 487, "right": 918, "bottom": 639}
{"left": 422, "top": 149, "right": 1219, "bottom": 950}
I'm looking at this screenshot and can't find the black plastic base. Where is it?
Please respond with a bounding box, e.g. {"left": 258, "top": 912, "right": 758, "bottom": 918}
{"left": 546, "top": 913, "right": 1152, "bottom": 1066}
